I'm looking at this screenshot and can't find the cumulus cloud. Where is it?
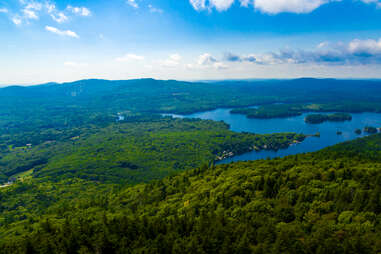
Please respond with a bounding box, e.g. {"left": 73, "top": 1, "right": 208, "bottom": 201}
{"left": 12, "top": 16, "right": 22, "bottom": 25}
{"left": 14, "top": 1, "right": 42, "bottom": 22}
{"left": 253, "top": 0, "right": 335, "bottom": 14}
{"left": 224, "top": 38, "right": 381, "bottom": 65}
{"left": 67, "top": 6, "right": 91, "bottom": 16}
{"left": 50, "top": 12, "right": 68, "bottom": 23}
{"left": 22, "top": 8, "right": 39, "bottom": 19}
{"left": 9, "top": 1, "right": 91, "bottom": 26}
{"left": 224, "top": 52, "right": 257, "bottom": 62}
{"left": 189, "top": 0, "right": 207, "bottom": 10}
{"left": 190, "top": 0, "right": 235, "bottom": 11}
{"left": 317, "top": 41, "right": 329, "bottom": 49}
{"left": 224, "top": 52, "right": 241, "bottom": 62}
{"left": 159, "top": 54, "right": 182, "bottom": 67}
{"left": 116, "top": 54, "right": 145, "bottom": 62}
{"left": 127, "top": 0, "right": 139, "bottom": 8}
{"left": 0, "top": 8, "right": 8, "bottom": 13}
{"left": 213, "top": 62, "right": 229, "bottom": 69}
{"left": 45, "top": 3, "right": 55, "bottom": 13}
{"left": 210, "top": 0, "right": 235, "bottom": 11}
{"left": 348, "top": 38, "right": 381, "bottom": 55}
{"left": 239, "top": 0, "right": 251, "bottom": 7}
{"left": 24, "top": 2, "right": 43, "bottom": 11}
{"left": 197, "top": 53, "right": 217, "bottom": 65}
{"left": 44, "top": 3, "right": 68, "bottom": 23}
{"left": 45, "top": 26, "right": 79, "bottom": 38}
{"left": 187, "top": 53, "right": 228, "bottom": 69}
{"left": 189, "top": 0, "right": 341, "bottom": 13}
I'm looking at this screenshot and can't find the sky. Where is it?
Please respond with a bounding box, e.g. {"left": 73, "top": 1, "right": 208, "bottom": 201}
{"left": 1, "top": 0, "right": 381, "bottom": 85}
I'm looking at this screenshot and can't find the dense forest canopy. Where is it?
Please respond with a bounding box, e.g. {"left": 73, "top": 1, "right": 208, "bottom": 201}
{"left": 0, "top": 117, "right": 304, "bottom": 184}
{"left": 0, "top": 134, "right": 380, "bottom": 253}
{"left": 304, "top": 113, "right": 352, "bottom": 124}
{"left": 2, "top": 78, "right": 381, "bottom": 135}
{"left": 1, "top": 78, "right": 381, "bottom": 253}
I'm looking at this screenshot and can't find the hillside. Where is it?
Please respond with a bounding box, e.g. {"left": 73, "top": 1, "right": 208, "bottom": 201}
{"left": 2, "top": 78, "right": 381, "bottom": 136}
{"left": 1, "top": 134, "right": 380, "bottom": 253}
{"left": 0, "top": 116, "right": 304, "bottom": 184}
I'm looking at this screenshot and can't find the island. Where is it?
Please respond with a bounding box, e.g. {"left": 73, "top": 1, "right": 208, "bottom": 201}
{"left": 230, "top": 107, "right": 302, "bottom": 119}
{"left": 305, "top": 113, "right": 352, "bottom": 124}
{"left": 355, "top": 129, "right": 362, "bottom": 135}
{"left": 364, "top": 126, "right": 378, "bottom": 134}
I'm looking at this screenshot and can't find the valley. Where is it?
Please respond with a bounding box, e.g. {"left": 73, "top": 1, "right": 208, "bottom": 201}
{"left": 0, "top": 78, "right": 381, "bottom": 253}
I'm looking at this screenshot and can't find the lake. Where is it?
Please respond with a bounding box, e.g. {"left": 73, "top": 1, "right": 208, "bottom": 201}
{"left": 164, "top": 108, "right": 381, "bottom": 163}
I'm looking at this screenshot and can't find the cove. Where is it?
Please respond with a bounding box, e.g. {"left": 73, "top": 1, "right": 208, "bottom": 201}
{"left": 164, "top": 108, "right": 381, "bottom": 163}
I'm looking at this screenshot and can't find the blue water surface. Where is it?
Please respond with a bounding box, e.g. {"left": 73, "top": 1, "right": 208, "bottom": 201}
{"left": 164, "top": 108, "right": 381, "bottom": 163}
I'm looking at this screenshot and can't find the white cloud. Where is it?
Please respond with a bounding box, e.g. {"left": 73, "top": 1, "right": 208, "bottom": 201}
{"left": 210, "top": 0, "right": 235, "bottom": 11}
{"left": 159, "top": 54, "right": 182, "bottom": 67}
{"left": 45, "top": 3, "right": 55, "bottom": 13}
{"left": 148, "top": 4, "right": 164, "bottom": 13}
{"left": 12, "top": 16, "right": 22, "bottom": 25}
{"left": 64, "top": 61, "right": 88, "bottom": 68}
{"left": 23, "top": 9, "right": 39, "bottom": 19}
{"left": 317, "top": 41, "right": 329, "bottom": 49}
{"left": 190, "top": 0, "right": 235, "bottom": 11}
{"left": 213, "top": 62, "right": 229, "bottom": 69}
{"left": 45, "top": 26, "right": 79, "bottom": 38}
{"left": 198, "top": 53, "right": 217, "bottom": 65}
{"left": 24, "top": 2, "right": 43, "bottom": 11}
{"left": 116, "top": 54, "right": 145, "bottom": 62}
{"left": 239, "top": 0, "right": 251, "bottom": 7}
{"left": 0, "top": 8, "right": 8, "bottom": 13}
{"left": 127, "top": 0, "right": 139, "bottom": 8}
{"left": 224, "top": 37, "right": 381, "bottom": 65}
{"left": 67, "top": 6, "right": 91, "bottom": 16}
{"left": 189, "top": 0, "right": 340, "bottom": 13}
{"left": 51, "top": 12, "right": 68, "bottom": 23}
{"left": 348, "top": 38, "right": 381, "bottom": 55}
{"left": 10, "top": 2, "right": 90, "bottom": 26}
{"left": 187, "top": 53, "right": 228, "bottom": 69}
{"left": 254, "top": 0, "right": 335, "bottom": 14}
{"left": 190, "top": 0, "right": 206, "bottom": 10}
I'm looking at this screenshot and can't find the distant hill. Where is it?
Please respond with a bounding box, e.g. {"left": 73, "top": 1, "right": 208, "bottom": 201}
{"left": 2, "top": 78, "right": 381, "bottom": 114}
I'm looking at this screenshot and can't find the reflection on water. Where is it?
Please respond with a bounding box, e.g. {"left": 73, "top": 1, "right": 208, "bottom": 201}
{"left": 164, "top": 108, "right": 381, "bottom": 163}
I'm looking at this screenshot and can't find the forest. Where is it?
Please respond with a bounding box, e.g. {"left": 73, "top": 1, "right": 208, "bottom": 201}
{"left": 230, "top": 102, "right": 381, "bottom": 120}
{"left": 0, "top": 134, "right": 380, "bottom": 253}
{"left": 0, "top": 117, "right": 304, "bottom": 184}
{"left": 2, "top": 78, "right": 381, "bottom": 139}
{"left": 304, "top": 113, "right": 353, "bottom": 124}
{"left": 5, "top": 78, "right": 381, "bottom": 185}
{"left": 1, "top": 78, "right": 381, "bottom": 253}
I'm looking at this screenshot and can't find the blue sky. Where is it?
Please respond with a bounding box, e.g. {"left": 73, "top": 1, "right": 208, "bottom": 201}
{"left": 1, "top": 0, "right": 381, "bottom": 84}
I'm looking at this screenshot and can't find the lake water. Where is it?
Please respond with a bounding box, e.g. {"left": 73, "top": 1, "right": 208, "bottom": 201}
{"left": 164, "top": 109, "right": 381, "bottom": 163}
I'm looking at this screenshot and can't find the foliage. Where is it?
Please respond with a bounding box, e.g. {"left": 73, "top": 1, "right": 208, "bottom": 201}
{"left": 0, "top": 134, "right": 381, "bottom": 253}
{"left": 231, "top": 104, "right": 303, "bottom": 119}
{"left": 305, "top": 113, "right": 352, "bottom": 124}
{"left": 2, "top": 78, "right": 381, "bottom": 139}
{"left": 0, "top": 117, "right": 304, "bottom": 185}
{"left": 364, "top": 126, "right": 378, "bottom": 134}
{"left": 1, "top": 78, "right": 381, "bottom": 253}
{"left": 231, "top": 101, "right": 379, "bottom": 120}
